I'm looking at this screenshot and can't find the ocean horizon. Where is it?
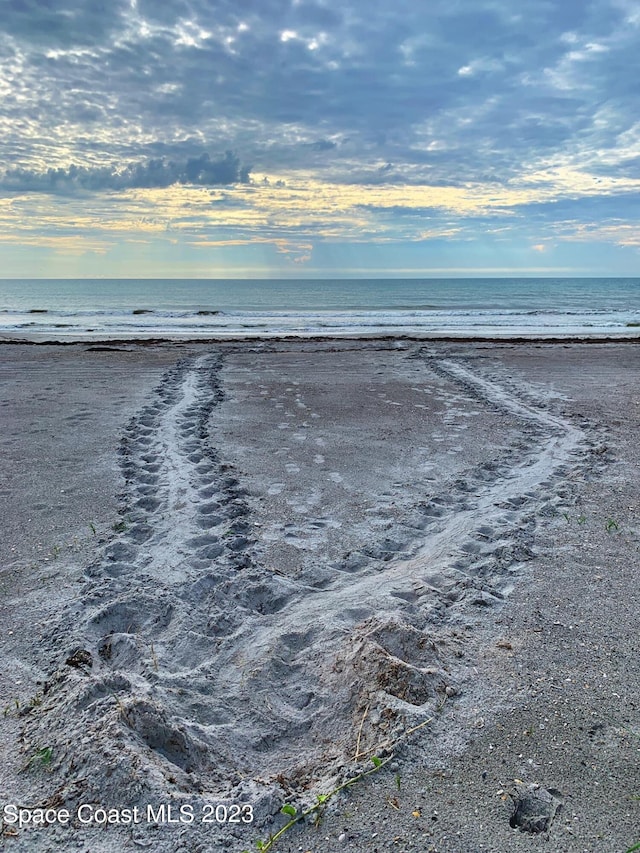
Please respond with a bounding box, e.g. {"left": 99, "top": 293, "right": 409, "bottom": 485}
{"left": 0, "top": 277, "right": 639, "bottom": 340}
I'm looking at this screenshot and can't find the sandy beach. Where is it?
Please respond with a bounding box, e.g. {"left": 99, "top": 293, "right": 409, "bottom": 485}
{"left": 0, "top": 338, "right": 638, "bottom": 853}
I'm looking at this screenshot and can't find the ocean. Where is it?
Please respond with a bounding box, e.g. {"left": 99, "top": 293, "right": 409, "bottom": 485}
{"left": 0, "top": 277, "right": 638, "bottom": 339}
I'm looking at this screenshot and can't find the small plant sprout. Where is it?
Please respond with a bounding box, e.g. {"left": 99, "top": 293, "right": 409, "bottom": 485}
{"left": 26, "top": 691, "right": 43, "bottom": 711}
{"left": 605, "top": 518, "right": 619, "bottom": 533}
{"left": 577, "top": 514, "right": 587, "bottom": 525}
{"left": 89, "top": 521, "right": 97, "bottom": 535}
{"left": 37, "top": 746, "right": 53, "bottom": 766}
{"left": 3, "top": 699, "right": 21, "bottom": 718}
{"left": 24, "top": 746, "right": 53, "bottom": 771}
{"left": 242, "top": 755, "right": 393, "bottom": 853}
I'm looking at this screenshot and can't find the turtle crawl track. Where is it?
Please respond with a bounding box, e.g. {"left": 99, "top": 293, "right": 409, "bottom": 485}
{"left": 22, "top": 347, "right": 604, "bottom": 847}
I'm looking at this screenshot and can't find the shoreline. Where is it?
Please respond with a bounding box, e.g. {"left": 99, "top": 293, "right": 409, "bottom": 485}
{"left": 1, "top": 339, "right": 638, "bottom": 852}
{"left": 1, "top": 332, "right": 640, "bottom": 346}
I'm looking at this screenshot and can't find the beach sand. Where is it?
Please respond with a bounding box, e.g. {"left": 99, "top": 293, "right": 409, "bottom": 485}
{"left": 0, "top": 339, "right": 638, "bottom": 852}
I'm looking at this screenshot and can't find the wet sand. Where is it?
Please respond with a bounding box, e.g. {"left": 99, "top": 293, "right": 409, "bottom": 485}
{"left": 0, "top": 339, "right": 638, "bottom": 852}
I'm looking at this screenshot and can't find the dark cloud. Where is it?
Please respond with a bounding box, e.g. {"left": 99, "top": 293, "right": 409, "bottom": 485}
{"left": 305, "top": 139, "right": 338, "bottom": 151}
{"left": 0, "top": 152, "right": 251, "bottom": 194}
{"left": 1, "top": 0, "right": 639, "bottom": 204}
{"left": 4, "top": 0, "right": 128, "bottom": 46}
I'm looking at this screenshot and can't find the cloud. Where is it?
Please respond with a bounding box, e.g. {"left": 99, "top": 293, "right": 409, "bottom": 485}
{"left": 0, "top": 152, "right": 251, "bottom": 194}
{"left": 2, "top": 0, "right": 128, "bottom": 47}
{"left": 2, "top": 0, "right": 638, "bottom": 189}
{"left": 2, "top": 0, "right": 640, "bottom": 272}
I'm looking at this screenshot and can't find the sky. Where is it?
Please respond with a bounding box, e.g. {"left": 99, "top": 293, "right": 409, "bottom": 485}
{"left": 1, "top": 0, "right": 640, "bottom": 278}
